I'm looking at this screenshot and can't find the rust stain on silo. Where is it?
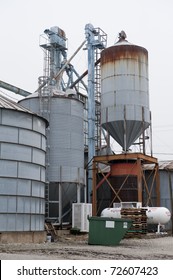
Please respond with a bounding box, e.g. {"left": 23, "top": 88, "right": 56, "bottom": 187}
{"left": 101, "top": 45, "right": 148, "bottom": 65}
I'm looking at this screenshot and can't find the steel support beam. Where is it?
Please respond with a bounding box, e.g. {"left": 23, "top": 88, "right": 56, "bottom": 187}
{"left": 92, "top": 153, "right": 160, "bottom": 214}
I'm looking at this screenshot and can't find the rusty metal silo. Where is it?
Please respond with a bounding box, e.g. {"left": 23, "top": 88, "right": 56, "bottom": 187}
{"left": 101, "top": 31, "right": 150, "bottom": 151}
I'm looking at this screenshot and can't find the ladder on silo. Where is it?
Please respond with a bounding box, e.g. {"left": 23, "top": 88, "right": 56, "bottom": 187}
{"left": 38, "top": 79, "right": 51, "bottom": 219}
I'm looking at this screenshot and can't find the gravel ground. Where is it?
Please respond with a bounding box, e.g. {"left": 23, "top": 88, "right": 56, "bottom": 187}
{"left": 0, "top": 232, "right": 173, "bottom": 260}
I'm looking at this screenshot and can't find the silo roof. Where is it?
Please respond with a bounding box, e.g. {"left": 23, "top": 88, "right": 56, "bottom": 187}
{"left": 114, "top": 39, "right": 132, "bottom": 46}
{"left": 158, "top": 161, "right": 173, "bottom": 170}
{"left": 0, "top": 94, "right": 48, "bottom": 125}
{"left": 0, "top": 93, "right": 33, "bottom": 113}
{"left": 144, "top": 160, "right": 173, "bottom": 171}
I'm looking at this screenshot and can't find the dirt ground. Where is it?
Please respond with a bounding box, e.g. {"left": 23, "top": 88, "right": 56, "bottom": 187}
{"left": 0, "top": 231, "right": 173, "bottom": 260}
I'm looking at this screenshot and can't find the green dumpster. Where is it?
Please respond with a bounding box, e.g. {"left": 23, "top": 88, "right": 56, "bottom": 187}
{"left": 88, "top": 216, "right": 132, "bottom": 246}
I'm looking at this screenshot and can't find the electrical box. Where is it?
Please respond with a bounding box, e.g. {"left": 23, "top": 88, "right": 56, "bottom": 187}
{"left": 72, "top": 203, "right": 92, "bottom": 232}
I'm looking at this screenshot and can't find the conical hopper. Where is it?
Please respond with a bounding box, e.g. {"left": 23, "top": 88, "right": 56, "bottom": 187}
{"left": 102, "top": 118, "right": 150, "bottom": 151}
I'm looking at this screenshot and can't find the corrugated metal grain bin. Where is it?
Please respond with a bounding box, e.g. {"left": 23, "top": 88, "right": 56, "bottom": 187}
{"left": 88, "top": 216, "right": 132, "bottom": 246}
{"left": 0, "top": 95, "right": 48, "bottom": 237}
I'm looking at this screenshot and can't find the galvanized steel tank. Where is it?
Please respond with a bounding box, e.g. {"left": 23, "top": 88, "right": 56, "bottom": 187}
{"left": 0, "top": 95, "right": 47, "bottom": 233}
{"left": 101, "top": 32, "right": 150, "bottom": 151}
{"left": 19, "top": 89, "right": 85, "bottom": 223}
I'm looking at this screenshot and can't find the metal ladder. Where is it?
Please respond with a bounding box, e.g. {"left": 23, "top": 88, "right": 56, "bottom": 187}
{"left": 38, "top": 79, "right": 51, "bottom": 219}
{"left": 94, "top": 48, "right": 102, "bottom": 154}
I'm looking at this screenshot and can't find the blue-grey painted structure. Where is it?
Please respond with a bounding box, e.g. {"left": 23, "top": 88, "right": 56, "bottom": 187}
{"left": 85, "top": 24, "right": 106, "bottom": 202}
{"left": 85, "top": 24, "right": 96, "bottom": 202}
{"left": 0, "top": 95, "right": 47, "bottom": 231}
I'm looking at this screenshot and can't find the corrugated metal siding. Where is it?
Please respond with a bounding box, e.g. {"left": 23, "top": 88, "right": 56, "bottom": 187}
{"left": 144, "top": 160, "right": 173, "bottom": 170}
{"left": 20, "top": 94, "right": 85, "bottom": 222}
{"left": 20, "top": 95, "right": 85, "bottom": 184}
{"left": 49, "top": 98, "right": 84, "bottom": 182}
{"left": 144, "top": 161, "right": 173, "bottom": 230}
{"left": 0, "top": 94, "right": 48, "bottom": 125}
{"left": 0, "top": 106, "right": 47, "bottom": 232}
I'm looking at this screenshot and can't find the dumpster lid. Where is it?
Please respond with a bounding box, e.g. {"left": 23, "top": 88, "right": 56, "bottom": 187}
{"left": 88, "top": 216, "right": 132, "bottom": 223}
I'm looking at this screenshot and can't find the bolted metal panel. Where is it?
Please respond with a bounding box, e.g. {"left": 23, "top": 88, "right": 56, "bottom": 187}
{"left": 0, "top": 126, "right": 18, "bottom": 142}
{"left": 1, "top": 143, "right": 32, "bottom": 162}
{"left": 0, "top": 178, "right": 17, "bottom": 195}
{"left": 41, "top": 135, "right": 46, "bottom": 151}
{"left": 18, "top": 162, "right": 42, "bottom": 181}
{"left": 0, "top": 107, "right": 47, "bottom": 232}
{"left": 32, "top": 148, "right": 46, "bottom": 166}
{"left": 0, "top": 213, "right": 45, "bottom": 231}
{"left": 33, "top": 115, "right": 46, "bottom": 134}
{"left": 19, "top": 129, "right": 42, "bottom": 149}
{"left": 101, "top": 41, "right": 150, "bottom": 151}
{"left": 0, "top": 160, "right": 18, "bottom": 177}
{"left": 2, "top": 109, "right": 33, "bottom": 129}
{"left": 32, "top": 181, "right": 45, "bottom": 198}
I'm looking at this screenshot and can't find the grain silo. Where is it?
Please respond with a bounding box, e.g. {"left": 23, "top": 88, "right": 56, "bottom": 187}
{"left": 0, "top": 95, "right": 47, "bottom": 243}
{"left": 101, "top": 31, "right": 150, "bottom": 152}
{"left": 91, "top": 31, "right": 160, "bottom": 215}
{"left": 19, "top": 90, "right": 85, "bottom": 224}
{"left": 19, "top": 26, "right": 85, "bottom": 225}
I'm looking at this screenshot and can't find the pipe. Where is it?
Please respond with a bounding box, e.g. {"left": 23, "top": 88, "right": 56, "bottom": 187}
{"left": 0, "top": 80, "right": 31, "bottom": 97}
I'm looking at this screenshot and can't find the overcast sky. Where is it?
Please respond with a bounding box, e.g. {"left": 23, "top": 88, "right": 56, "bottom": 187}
{"left": 0, "top": 0, "right": 173, "bottom": 160}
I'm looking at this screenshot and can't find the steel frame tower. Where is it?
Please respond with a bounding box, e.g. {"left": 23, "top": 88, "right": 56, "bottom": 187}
{"left": 85, "top": 24, "right": 107, "bottom": 202}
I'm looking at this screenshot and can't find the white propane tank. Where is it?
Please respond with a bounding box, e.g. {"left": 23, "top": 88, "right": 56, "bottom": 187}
{"left": 100, "top": 208, "right": 121, "bottom": 218}
{"left": 145, "top": 207, "right": 171, "bottom": 225}
{"left": 100, "top": 207, "right": 171, "bottom": 225}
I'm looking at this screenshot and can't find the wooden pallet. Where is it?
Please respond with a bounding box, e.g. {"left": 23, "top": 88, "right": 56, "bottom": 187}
{"left": 121, "top": 208, "right": 147, "bottom": 238}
